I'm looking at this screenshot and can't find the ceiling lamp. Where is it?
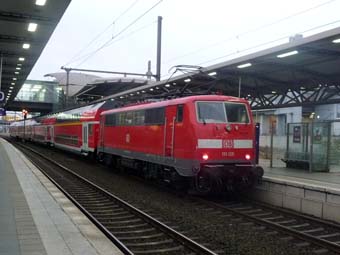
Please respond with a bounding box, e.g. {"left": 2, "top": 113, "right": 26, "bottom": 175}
{"left": 332, "top": 38, "right": 340, "bottom": 44}
{"left": 277, "top": 50, "right": 298, "bottom": 58}
{"left": 23, "top": 43, "right": 30, "bottom": 49}
{"left": 28, "top": 23, "right": 37, "bottom": 32}
{"left": 237, "top": 63, "right": 252, "bottom": 69}
{"left": 35, "top": 0, "right": 46, "bottom": 6}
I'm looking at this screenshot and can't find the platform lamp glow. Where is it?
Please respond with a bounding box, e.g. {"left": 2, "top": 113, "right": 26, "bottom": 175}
{"left": 22, "top": 109, "right": 28, "bottom": 141}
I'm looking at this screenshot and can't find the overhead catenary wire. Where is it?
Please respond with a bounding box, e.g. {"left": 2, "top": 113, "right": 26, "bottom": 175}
{"left": 72, "top": 20, "right": 157, "bottom": 68}
{"left": 64, "top": 0, "right": 140, "bottom": 66}
{"left": 69, "top": 0, "right": 164, "bottom": 68}
{"left": 162, "top": 0, "right": 339, "bottom": 66}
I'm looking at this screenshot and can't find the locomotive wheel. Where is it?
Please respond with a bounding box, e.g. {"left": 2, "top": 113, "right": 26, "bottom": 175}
{"left": 196, "top": 171, "right": 213, "bottom": 195}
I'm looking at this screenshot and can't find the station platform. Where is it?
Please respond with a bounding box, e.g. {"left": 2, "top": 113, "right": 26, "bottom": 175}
{"left": 0, "top": 138, "right": 123, "bottom": 255}
{"left": 252, "top": 159, "right": 340, "bottom": 223}
{"left": 260, "top": 159, "right": 340, "bottom": 191}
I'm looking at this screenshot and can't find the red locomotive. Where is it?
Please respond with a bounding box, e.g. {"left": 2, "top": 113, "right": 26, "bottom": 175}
{"left": 9, "top": 95, "right": 263, "bottom": 193}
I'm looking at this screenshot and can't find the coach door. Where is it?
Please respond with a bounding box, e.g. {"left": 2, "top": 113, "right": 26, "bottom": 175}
{"left": 164, "top": 106, "right": 177, "bottom": 157}
{"left": 82, "top": 123, "right": 89, "bottom": 151}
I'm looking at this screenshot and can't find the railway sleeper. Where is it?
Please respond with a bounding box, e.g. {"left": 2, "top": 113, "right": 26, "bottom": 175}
{"left": 105, "top": 218, "right": 142, "bottom": 225}
{"left": 124, "top": 239, "right": 174, "bottom": 247}
{"left": 132, "top": 245, "right": 184, "bottom": 255}
{"left": 104, "top": 223, "right": 148, "bottom": 230}
{"left": 112, "top": 228, "right": 156, "bottom": 235}
{"left": 118, "top": 233, "right": 165, "bottom": 241}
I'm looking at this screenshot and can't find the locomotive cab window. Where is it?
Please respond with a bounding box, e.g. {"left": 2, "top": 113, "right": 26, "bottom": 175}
{"left": 196, "top": 101, "right": 249, "bottom": 124}
{"left": 197, "top": 102, "right": 226, "bottom": 123}
{"left": 224, "top": 103, "right": 249, "bottom": 123}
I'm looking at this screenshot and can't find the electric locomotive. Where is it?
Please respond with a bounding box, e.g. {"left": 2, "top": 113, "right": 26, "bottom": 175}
{"left": 98, "top": 95, "right": 263, "bottom": 193}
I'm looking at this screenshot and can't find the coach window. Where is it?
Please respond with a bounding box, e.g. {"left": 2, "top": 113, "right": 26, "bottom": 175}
{"left": 176, "top": 105, "right": 184, "bottom": 122}
{"left": 88, "top": 124, "right": 93, "bottom": 135}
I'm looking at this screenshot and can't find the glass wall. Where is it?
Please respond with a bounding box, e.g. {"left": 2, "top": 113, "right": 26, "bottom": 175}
{"left": 15, "top": 80, "right": 63, "bottom": 104}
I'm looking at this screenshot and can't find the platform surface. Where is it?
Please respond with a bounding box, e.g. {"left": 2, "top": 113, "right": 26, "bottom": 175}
{"left": 0, "top": 138, "right": 123, "bottom": 255}
{"left": 260, "top": 159, "right": 340, "bottom": 192}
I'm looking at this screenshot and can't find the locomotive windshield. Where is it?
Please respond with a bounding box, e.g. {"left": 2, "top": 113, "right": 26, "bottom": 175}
{"left": 197, "top": 101, "right": 249, "bottom": 123}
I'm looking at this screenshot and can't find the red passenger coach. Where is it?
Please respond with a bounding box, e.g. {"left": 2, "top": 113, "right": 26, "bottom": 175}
{"left": 52, "top": 101, "right": 114, "bottom": 156}
{"left": 99, "top": 95, "right": 263, "bottom": 193}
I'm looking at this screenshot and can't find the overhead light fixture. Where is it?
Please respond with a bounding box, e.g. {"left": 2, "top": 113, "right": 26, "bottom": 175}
{"left": 11, "top": 82, "right": 15, "bottom": 85}
{"left": 23, "top": 43, "right": 30, "bottom": 49}
{"left": 277, "top": 50, "right": 298, "bottom": 58}
{"left": 156, "top": 87, "right": 159, "bottom": 90}
{"left": 271, "top": 91, "right": 276, "bottom": 94}
{"left": 150, "top": 88, "right": 154, "bottom": 91}
{"left": 208, "top": 71, "right": 217, "bottom": 76}
{"left": 28, "top": 23, "right": 38, "bottom": 32}
{"left": 18, "top": 57, "right": 25, "bottom": 61}
{"left": 35, "top": 0, "right": 46, "bottom": 6}
{"left": 237, "top": 63, "right": 252, "bottom": 69}
{"left": 10, "top": 86, "right": 14, "bottom": 89}
{"left": 165, "top": 84, "right": 170, "bottom": 87}
{"left": 17, "top": 63, "right": 22, "bottom": 66}
{"left": 14, "top": 72, "right": 19, "bottom": 75}
{"left": 13, "top": 78, "right": 17, "bottom": 80}
{"left": 16, "top": 67, "right": 21, "bottom": 70}
{"left": 184, "top": 78, "right": 191, "bottom": 83}
{"left": 142, "top": 90, "right": 146, "bottom": 93}
{"left": 332, "top": 38, "right": 340, "bottom": 43}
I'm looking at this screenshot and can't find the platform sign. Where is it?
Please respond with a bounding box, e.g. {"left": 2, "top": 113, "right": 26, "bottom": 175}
{"left": 293, "top": 126, "right": 301, "bottom": 143}
{"left": 0, "top": 108, "right": 5, "bottom": 116}
{"left": 0, "top": 91, "right": 4, "bottom": 103}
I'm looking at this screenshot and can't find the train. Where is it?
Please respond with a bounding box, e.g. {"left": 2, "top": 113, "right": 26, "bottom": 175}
{"left": 9, "top": 95, "right": 263, "bottom": 193}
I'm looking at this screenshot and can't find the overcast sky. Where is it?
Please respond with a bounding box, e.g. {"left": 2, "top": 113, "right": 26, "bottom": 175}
{"left": 28, "top": 0, "right": 340, "bottom": 81}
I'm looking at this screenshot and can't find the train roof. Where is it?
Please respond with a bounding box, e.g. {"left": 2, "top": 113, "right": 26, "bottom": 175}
{"left": 101, "top": 95, "right": 248, "bottom": 115}
{"left": 40, "top": 100, "right": 118, "bottom": 122}
{"left": 9, "top": 119, "right": 38, "bottom": 127}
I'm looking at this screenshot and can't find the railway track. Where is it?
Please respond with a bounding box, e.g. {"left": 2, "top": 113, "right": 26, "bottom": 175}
{"left": 14, "top": 142, "right": 218, "bottom": 255}
{"left": 189, "top": 198, "right": 340, "bottom": 254}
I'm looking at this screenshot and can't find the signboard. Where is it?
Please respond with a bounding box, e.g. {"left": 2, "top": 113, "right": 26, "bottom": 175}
{"left": 0, "top": 108, "right": 5, "bottom": 116}
{"left": 313, "top": 127, "right": 322, "bottom": 143}
{"left": 293, "top": 126, "right": 301, "bottom": 143}
{"left": 0, "top": 91, "right": 4, "bottom": 103}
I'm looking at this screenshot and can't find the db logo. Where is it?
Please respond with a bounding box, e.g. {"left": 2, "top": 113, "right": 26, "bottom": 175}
{"left": 223, "top": 139, "right": 234, "bottom": 148}
{"left": 0, "top": 91, "right": 4, "bottom": 102}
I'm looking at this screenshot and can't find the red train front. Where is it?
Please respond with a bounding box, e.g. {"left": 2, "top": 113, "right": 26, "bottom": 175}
{"left": 98, "top": 95, "right": 263, "bottom": 193}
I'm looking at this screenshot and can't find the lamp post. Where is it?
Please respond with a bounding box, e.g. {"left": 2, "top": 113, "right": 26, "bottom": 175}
{"left": 22, "top": 109, "right": 27, "bottom": 141}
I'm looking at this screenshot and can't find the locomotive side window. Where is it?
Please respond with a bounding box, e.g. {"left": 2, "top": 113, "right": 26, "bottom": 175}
{"left": 224, "top": 103, "right": 249, "bottom": 123}
{"left": 176, "top": 105, "right": 184, "bottom": 122}
{"left": 197, "top": 102, "right": 226, "bottom": 123}
{"left": 145, "top": 107, "right": 165, "bottom": 125}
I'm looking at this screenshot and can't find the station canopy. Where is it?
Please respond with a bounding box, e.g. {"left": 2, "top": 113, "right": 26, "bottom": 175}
{"left": 0, "top": 0, "right": 71, "bottom": 109}
{"left": 96, "top": 27, "right": 340, "bottom": 110}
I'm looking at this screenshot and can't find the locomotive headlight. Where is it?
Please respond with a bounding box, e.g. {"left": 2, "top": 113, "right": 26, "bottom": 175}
{"left": 202, "top": 153, "right": 209, "bottom": 161}
{"left": 225, "top": 124, "right": 232, "bottom": 132}
{"left": 245, "top": 154, "right": 251, "bottom": 160}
